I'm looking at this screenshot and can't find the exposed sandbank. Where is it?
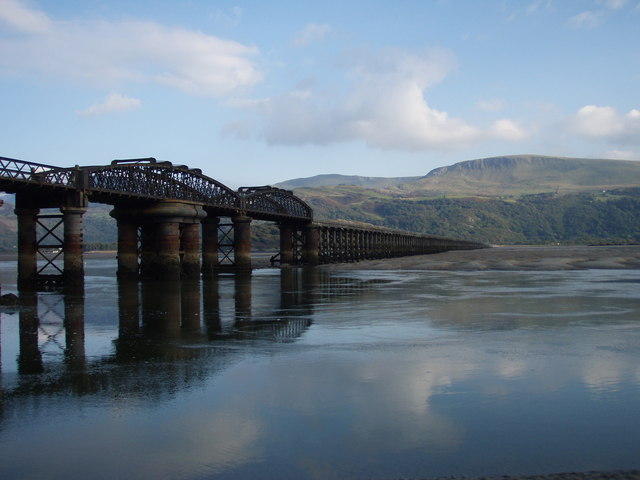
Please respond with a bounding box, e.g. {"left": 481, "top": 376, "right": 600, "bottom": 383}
{"left": 415, "top": 471, "right": 640, "bottom": 480}
{"left": 321, "top": 245, "right": 640, "bottom": 271}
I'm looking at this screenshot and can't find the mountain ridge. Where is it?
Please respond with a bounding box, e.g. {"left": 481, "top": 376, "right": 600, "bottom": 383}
{"left": 275, "top": 173, "right": 421, "bottom": 190}
{"left": 276, "top": 155, "right": 640, "bottom": 196}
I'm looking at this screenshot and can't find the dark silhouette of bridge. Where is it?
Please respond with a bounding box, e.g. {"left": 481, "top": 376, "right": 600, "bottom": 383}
{"left": 1, "top": 155, "right": 484, "bottom": 289}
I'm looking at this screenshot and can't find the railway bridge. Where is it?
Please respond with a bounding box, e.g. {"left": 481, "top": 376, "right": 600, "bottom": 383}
{"left": 0, "top": 155, "right": 484, "bottom": 289}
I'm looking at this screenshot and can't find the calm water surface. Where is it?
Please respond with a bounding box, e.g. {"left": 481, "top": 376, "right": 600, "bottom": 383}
{"left": 1, "top": 256, "right": 639, "bottom": 479}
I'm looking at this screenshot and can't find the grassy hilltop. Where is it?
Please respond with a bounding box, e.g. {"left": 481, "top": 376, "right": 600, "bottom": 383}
{"left": 278, "top": 155, "right": 640, "bottom": 245}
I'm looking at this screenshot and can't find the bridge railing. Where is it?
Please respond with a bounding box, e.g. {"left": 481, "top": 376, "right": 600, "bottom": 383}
{"left": 238, "top": 186, "right": 313, "bottom": 222}
{"left": 0, "top": 156, "right": 75, "bottom": 189}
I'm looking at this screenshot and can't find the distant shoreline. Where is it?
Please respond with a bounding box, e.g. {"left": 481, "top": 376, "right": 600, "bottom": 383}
{"left": 3, "top": 245, "right": 640, "bottom": 271}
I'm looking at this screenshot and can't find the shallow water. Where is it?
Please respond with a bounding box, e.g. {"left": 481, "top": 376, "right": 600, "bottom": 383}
{"left": 1, "top": 257, "right": 640, "bottom": 479}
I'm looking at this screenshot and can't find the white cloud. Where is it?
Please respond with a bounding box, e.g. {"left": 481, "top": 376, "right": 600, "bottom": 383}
{"left": 605, "top": 149, "right": 638, "bottom": 160}
{"left": 567, "top": 10, "right": 604, "bottom": 28}
{"left": 293, "top": 23, "right": 332, "bottom": 47}
{"left": 490, "top": 119, "right": 528, "bottom": 141}
{"left": 0, "top": 0, "right": 52, "bottom": 34}
{"left": 604, "top": 0, "right": 627, "bottom": 10}
{"left": 76, "top": 93, "right": 141, "bottom": 117}
{"left": 0, "top": 0, "right": 262, "bottom": 97}
{"left": 212, "top": 6, "right": 244, "bottom": 27}
{"left": 570, "top": 105, "right": 622, "bottom": 137}
{"left": 229, "top": 47, "right": 526, "bottom": 151}
{"left": 570, "top": 105, "right": 640, "bottom": 145}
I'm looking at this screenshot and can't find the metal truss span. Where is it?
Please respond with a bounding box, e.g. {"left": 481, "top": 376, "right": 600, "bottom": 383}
{"left": 0, "top": 156, "right": 313, "bottom": 222}
{"left": 0, "top": 156, "right": 76, "bottom": 191}
{"left": 81, "top": 158, "right": 240, "bottom": 212}
{"left": 238, "top": 186, "right": 313, "bottom": 222}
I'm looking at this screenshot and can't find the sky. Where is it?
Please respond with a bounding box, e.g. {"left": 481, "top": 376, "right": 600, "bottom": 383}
{"left": 0, "top": 0, "right": 639, "bottom": 187}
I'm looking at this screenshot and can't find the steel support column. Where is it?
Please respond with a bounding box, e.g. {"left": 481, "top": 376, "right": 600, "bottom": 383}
{"left": 14, "top": 206, "right": 39, "bottom": 290}
{"left": 61, "top": 205, "right": 87, "bottom": 287}
{"left": 232, "top": 215, "right": 252, "bottom": 270}
{"left": 181, "top": 223, "right": 201, "bottom": 278}
{"left": 115, "top": 221, "right": 139, "bottom": 279}
{"left": 279, "top": 224, "right": 294, "bottom": 265}
{"left": 201, "top": 215, "right": 219, "bottom": 275}
{"left": 141, "top": 221, "right": 181, "bottom": 280}
{"left": 302, "top": 224, "right": 319, "bottom": 266}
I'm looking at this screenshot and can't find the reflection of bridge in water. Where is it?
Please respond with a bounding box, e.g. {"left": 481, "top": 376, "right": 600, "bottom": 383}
{"left": 0, "top": 268, "right": 381, "bottom": 411}
{"left": 1, "top": 155, "right": 485, "bottom": 290}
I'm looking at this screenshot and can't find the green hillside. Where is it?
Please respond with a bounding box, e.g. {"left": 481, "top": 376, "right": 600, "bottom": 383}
{"left": 285, "top": 155, "right": 640, "bottom": 198}
{"left": 290, "top": 155, "right": 640, "bottom": 245}
{"left": 403, "top": 155, "right": 640, "bottom": 196}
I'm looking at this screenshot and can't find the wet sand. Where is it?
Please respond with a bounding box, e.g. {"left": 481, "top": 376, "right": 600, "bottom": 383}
{"left": 322, "top": 245, "right": 640, "bottom": 271}
{"left": 415, "top": 472, "right": 640, "bottom": 480}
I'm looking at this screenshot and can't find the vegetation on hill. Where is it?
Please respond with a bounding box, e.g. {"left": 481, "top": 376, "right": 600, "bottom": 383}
{"left": 303, "top": 189, "right": 640, "bottom": 245}
{"left": 292, "top": 156, "right": 640, "bottom": 245}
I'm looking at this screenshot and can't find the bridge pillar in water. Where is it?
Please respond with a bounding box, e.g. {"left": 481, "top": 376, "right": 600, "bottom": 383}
{"left": 232, "top": 215, "right": 252, "bottom": 270}
{"left": 115, "top": 221, "right": 139, "bottom": 279}
{"left": 111, "top": 201, "right": 205, "bottom": 280}
{"left": 279, "top": 224, "right": 294, "bottom": 265}
{"left": 302, "top": 224, "right": 319, "bottom": 266}
{"left": 14, "top": 204, "right": 39, "bottom": 289}
{"left": 142, "top": 221, "right": 181, "bottom": 279}
{"left": 181, "top": 223, "right": 201, "bottom": 278}
{"left": 201, "top": 214, "right": 219, "bottom": 275}
{"left": 61, "top": 203, "right": 87, "bottom": 288}
{"left": 14, "top": 191, "right": 88, "bottom": 289}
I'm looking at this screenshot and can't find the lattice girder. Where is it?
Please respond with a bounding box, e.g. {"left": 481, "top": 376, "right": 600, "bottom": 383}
{"left": 238, "top": 186, "right": 313, "bottom": 222}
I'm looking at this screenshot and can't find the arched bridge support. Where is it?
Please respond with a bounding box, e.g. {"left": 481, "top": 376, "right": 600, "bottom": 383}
{"left": 110, "top": 201, "right": 205, "bottom": 280}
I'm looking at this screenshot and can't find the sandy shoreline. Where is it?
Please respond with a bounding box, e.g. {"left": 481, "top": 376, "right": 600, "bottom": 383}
{"left": 321, "top": 245, "right": 640, "bottom": 271}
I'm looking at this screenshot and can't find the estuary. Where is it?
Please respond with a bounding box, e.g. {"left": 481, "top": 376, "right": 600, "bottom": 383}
{"left": 1, "top": 255, "right": 639, "bottom": 479}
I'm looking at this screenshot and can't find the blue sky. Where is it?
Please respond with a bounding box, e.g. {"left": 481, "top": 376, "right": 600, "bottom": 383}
{"left": 1, "top": 0, "right": 639, "bottom": 187}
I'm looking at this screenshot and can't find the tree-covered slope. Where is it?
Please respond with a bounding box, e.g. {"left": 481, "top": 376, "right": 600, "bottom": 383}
{"left": 297, "top": 188, "right": 640, "bottom": 245}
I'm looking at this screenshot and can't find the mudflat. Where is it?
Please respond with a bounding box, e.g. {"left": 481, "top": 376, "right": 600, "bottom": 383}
{"left": 417, "top": 472, "right": 640, "bottom": 480}
{"left": 322, "top": 245, "right": 640, "bottom": 271}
